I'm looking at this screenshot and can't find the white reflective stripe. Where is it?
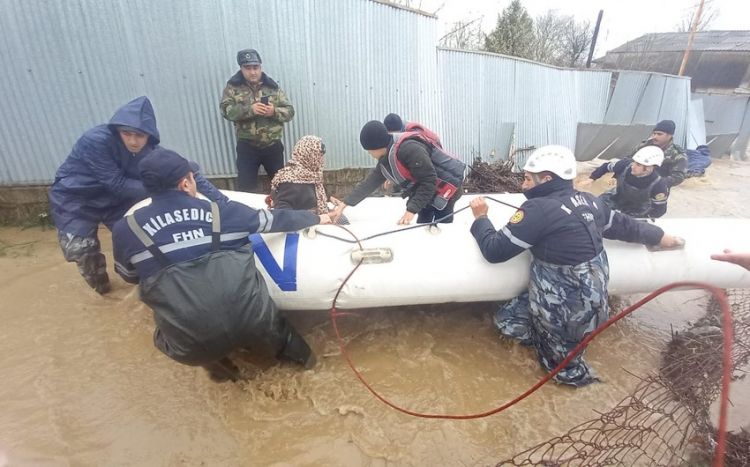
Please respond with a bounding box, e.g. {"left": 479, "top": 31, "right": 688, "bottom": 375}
{"left": 114, "top": 261, "right": 138, "bottom": 277}
{"left": 603, "top": 211, "right": 615, "bottom": 232}
{"left": 560, "top": 204, "right": 572, "bottom": 214}
{"left": 257, "top": 209, "right": 274, "bottom": 233}
{"left": 501, "top": 226, "right": 533, "bottom": 249}
{"left": 130, "top": 232, "right": 249, "bottom": 264}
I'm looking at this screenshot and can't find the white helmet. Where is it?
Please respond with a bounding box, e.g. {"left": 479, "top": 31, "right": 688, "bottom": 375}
{"left": 523, "top": 145, "right": 577, "bottom": 180}
{"left": 632, "top": 146, "right": 664, "bottom": 167}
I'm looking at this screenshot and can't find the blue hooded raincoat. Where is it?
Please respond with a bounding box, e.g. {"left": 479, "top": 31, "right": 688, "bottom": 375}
{"left": 49, "top": 96, "right": 224, "bottom": 237}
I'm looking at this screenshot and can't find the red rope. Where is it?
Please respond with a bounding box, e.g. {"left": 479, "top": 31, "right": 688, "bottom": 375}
{"left": 326, "top": 228, "right": 732, "bottom": 465}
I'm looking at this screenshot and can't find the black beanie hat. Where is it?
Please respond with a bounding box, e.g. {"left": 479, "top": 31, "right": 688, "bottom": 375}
{"left": 654, "top": 119, "right": 676, "bottom": 135}
{"left": 139, "top": 148, "right": 193, "bottom": 194}
{"left": 383, "top": 113, "right": 404, "bottom": 132}
{"left": 359, "top": 120, "right": 392, "bottom": 150}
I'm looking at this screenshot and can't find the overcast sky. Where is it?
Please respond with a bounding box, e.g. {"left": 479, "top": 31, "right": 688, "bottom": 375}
{"left": 418, "top": 0, "right": 749, "bottom": 58}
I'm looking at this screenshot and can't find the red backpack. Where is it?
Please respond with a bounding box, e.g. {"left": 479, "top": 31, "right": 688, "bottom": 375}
{"left": 403, "top": 122, "right": 443, "bottom": 149}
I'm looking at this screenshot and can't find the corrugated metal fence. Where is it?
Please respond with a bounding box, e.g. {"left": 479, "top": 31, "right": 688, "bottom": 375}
{"left": 0, "top": 0, "right": 693, "bottom": 185}
{"left": 0, "top": 0, "right": 441, "bottom": 184}
{"left": 603, "top": 71, "right": 691, "bottom": 145}
{"left": 694, "top": 93, "right": 750, "bottom": 159}
{"left": 438, "top": 49, "right": 612, "bottom": 168}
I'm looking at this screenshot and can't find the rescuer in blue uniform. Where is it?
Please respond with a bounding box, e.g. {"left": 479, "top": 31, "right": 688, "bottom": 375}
{"left": 49, "top": 96, "right": 227, "bottom": 294}
{"left": 583, "top": 146, "right": 670, "bottom": 218}
{"left": 112, "top": 148, "right": 330, "bottom": 382}
{"left": 469, "top": 145, "right": 684, "bottom": 387}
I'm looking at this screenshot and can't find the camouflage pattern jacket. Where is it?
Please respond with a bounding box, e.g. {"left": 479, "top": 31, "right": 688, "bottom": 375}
{"left": 635, "top": 140, "right": 687, "bottom": 187}
{"left": 220, "top": 71, "right": 294, "bottom": 148}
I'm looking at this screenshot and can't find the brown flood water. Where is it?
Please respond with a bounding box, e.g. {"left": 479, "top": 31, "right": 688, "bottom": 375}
{"left": 1, "top": 159, "right": 749, "bottom": 466}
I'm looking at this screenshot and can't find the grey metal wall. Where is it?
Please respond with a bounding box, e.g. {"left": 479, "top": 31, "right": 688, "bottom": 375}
{"left": 695, "top": 93, "right": 750, "bottom": 159}
{"left": 603, "top": 71, "right": 691, "bottom": 146}
{"left": 437, "top": 49, "right": 612, "bottom": 168}
{"left": 686, "top": 97, "right": 706, "bottom": 149}
{"left": 0, "top": 0, "right": 698, "bottom": 185}
{"left": 0, "top": 0, "right": 440, "bottom": 184}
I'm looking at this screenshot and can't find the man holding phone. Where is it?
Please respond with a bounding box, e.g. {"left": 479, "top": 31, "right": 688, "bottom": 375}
{"left": 220, "top": 49, "right": 295, "bottom": 192}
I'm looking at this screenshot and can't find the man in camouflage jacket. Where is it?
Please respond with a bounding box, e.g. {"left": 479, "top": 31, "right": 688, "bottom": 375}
{"left": 220, "top": 49, "right": 295, "bottom": 192}
{"left": 632, "top": 119, "right": 687, "bottom": 187}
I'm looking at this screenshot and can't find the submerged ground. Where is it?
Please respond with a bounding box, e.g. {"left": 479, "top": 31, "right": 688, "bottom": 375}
{"left": 0, "top": 158, "right": 748, "bottom": 466}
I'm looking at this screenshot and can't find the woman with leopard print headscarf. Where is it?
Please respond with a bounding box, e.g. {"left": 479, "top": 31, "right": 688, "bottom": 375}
{"left": 269, "top": 135, "right": 329, "bottom": 214}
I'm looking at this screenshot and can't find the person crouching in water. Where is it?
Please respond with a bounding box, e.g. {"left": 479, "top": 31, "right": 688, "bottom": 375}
{"left": 267, "top": 135, "right": 347, "bottom": 224}
{"left": 582, "top": 146, "right": 669, "bottom": 218}
{"left": 330, "top": 120, "right": 465, "bottom": 225}
{"left": 469, "top": 145, "right": 684, "bottom": 387}
{"left": 112, "top": 148, "right": 330, "bottom": 382}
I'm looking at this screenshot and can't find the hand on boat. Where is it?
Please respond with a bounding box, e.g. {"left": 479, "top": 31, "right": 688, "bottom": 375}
{"left": 711, "top": 249, "right": 750, "bottom": 271}
{"left": 470, "top": 197, "right": 489, "bottom": 218}
{"left": 397, "top": 211, "right": 415, "bottom": 225}
{"left": 329, "top": 197, "right": 347, "bottom": 223}
{"left": 658, "top": 234, "right": 685, "bottom": 249}
{"left": 577, "top": 178, "right": 594, "bottom": 189}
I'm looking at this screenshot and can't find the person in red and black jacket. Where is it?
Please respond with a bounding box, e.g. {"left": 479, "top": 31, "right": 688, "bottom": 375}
{"left": 331, "top": 121, "right": 464, "bottom": 225}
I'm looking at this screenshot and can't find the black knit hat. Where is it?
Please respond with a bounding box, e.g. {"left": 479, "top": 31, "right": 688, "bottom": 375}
{"left": 383, "top": 113, "right": 404, "bottom": 132}
{"left": 654, "top": 120, "right": 675, "bottom": 135}
{"left": 139, "top": 148, "right": 194, "bottom": 194}
{"left": 359, "top": 120, "right": 392, "bottom": 150}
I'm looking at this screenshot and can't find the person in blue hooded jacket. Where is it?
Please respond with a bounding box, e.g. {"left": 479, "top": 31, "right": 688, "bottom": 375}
{"left": 49, "top": 96, "right": 227, "bottom": 294}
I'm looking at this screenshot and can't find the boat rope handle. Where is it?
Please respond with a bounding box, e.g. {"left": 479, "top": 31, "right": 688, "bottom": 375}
{"left": 327, "top": 222, "right": 732, "bottom": 466}
{"left": 317, "top": 196, "right": 521, "bottom": 244}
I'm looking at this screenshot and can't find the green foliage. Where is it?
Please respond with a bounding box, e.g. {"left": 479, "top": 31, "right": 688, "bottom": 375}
{"left": 483, "top": 0, "right": 535, "bottom": 60}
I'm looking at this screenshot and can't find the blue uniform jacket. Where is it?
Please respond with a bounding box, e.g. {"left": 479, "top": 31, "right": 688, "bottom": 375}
{"left": 49, "top": 96, "right": 226, "bottom": 236}
{"left": 112, "top": 191, "right": 319, "bottom": 282}
{"left": 591, "top": 159, "right": 669, "bottom": 218}
{"left": 470, "top": 178, "right": 664, "bottom": 265}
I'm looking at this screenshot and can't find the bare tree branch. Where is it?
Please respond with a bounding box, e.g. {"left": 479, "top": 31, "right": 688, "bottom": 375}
{"left": 439, "top": 16, "right": 484, "bottom": 50}
{"left": 675, "top": 2, "right": 719, "bottom": 32}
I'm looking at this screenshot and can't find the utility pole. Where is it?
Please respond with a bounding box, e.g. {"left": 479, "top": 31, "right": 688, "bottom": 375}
{"left": 678, "top": 0, "right": 705, "bottom": 76}
{"left": 586, "top": 10, "right": 604, "bottom": 68}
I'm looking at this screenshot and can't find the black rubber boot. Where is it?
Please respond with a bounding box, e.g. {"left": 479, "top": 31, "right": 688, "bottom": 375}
{"left": 278, "top": 331, "right": 316, "bottom": 369}
{"left": 202, "top": 357, "right": 241, "bottom": 383}
{"left": 84, "top": 272, "right": 111, "bottom": 295}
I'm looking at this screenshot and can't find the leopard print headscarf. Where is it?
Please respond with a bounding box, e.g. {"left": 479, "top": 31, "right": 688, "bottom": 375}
{"left": 270, "top": 135, "right": 328, "bottom": 214}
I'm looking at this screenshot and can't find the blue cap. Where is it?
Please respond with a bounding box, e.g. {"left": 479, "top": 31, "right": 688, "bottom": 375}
{"left": 139, "top": 148, "right": 195, "bottom": 194}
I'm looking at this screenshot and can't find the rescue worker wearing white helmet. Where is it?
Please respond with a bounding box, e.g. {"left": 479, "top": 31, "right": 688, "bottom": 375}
{"left": 584, "top": 146, "right": 670, "bottom": 218}
{"left": 470, "top": 145, "right": 684, "bottom": 387}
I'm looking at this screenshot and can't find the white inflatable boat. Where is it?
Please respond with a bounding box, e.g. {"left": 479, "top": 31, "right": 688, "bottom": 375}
{"left": 129, "top": 190, "right": 750, "bottom": 310}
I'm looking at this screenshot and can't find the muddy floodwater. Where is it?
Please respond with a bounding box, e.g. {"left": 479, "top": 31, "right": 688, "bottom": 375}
{"left": 1, "top": 159, "right": 749, "bottom": 466}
